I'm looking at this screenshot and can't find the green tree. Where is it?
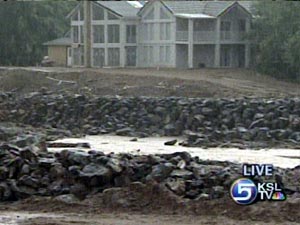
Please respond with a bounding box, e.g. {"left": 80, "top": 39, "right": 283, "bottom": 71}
{"left": 250, "top": 1, "right": 300, "bottom": 80}
{"left": 0, "top": 1, "right": 76, "bottom": 66}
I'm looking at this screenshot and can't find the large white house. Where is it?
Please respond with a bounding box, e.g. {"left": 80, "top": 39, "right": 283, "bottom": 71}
{"left": 68, "top": 1, "right": 253, "bottom": 69}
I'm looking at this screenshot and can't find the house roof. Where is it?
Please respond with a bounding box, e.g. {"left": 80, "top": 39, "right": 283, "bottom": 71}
{"left": 95, "top": 1, "right": 143, "bottom": 19}
{"left": 43, "top": 37, "right": 72, "bottom": 46}
{"left": 140, "top": 1, "right": 253, "bottom": 18}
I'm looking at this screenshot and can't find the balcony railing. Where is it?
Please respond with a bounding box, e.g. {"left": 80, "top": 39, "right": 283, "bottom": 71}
{"left": 176, "top": 30, "right": 247, "bottom": 42}
{"left": 193, "top": 31, "right": 216, "bottom": 42}
{"left": 221, "top": 31, "right": 246, "bottom": 42}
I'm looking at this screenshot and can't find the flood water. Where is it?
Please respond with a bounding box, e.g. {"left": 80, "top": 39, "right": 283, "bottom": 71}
{"left": 49, "top": 135, "right": 300, "bottom": 169}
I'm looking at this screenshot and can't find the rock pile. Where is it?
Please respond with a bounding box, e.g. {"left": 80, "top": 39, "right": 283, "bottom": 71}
{"left": 0, "top": 143, "right": 299, "bottom": 202}
{"left": 1, "top": 92, "right": 300, "bottom": 148}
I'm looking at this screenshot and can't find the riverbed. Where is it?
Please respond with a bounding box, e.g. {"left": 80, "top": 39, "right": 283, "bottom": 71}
{"left": 49, "top": 135, "right": 300, "bottom": 169}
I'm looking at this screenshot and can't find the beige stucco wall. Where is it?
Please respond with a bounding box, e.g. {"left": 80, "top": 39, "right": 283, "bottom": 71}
{"left": 48, "top": 46, "right": 67, "bottom": 66}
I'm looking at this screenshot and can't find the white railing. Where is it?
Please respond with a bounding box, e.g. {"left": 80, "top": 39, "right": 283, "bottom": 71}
{"left": 176, "top": 31, "right": 188, "bottom": 42}
{"left": 193, "top": 31, "right": 216, "bottom": 42}
{"left": 176, "top": 31, "right": 247, "bottom": 42}
{"left": 221, "top": 31, "right": 246, "bottom": 42}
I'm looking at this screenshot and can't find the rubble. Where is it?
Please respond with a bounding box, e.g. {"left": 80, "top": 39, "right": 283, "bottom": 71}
{"left": 1, "top": 92, "right": 300, "bottom": 149}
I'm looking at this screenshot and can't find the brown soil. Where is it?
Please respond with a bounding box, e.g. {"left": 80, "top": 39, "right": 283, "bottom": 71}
{"left": 0, "top": 182, "right": 299, "bottom": 225}
{"left": 0, "top": 67, "right": 299, "bottom": 98}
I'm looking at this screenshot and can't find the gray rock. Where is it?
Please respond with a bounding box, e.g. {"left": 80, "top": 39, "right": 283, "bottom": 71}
{"left": 146, "top": 163, "right": 174, "bottom": 182}
{"left": 164, "top": 139, "right": 177, "bottom": 146}
{"left": 54, "top": 194, "right": 80, "bottom": 204}
{"left": 170, "top": 169, "right": 193, "bottom": 179}
{"left": 165, "top": 178, "right": 186, "bottom": 196}
{"left": 116, "top": 127, "right": 133, "bottom": 136}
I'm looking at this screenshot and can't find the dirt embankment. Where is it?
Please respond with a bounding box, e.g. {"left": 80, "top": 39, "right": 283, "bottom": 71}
{"left": 0, "top": 67, "right": 299, "bottom": 98}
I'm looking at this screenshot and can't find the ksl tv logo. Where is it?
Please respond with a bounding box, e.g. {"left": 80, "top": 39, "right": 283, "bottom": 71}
{"left": 230, "top": 164, "right": 286, "bottom": 205}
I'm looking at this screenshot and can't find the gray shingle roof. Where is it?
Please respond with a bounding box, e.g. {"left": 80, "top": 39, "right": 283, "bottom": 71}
{"left": 161, "top": 1, "right": 252, "bottom": 17}
{"left": 96, "top": 1, "right": 143, "bottom": 19}
{"left": 43, "top": 37, "right": 72, "bottom": 46}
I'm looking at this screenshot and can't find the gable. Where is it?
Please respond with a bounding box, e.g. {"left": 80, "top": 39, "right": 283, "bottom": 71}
{"left": 220, "top": 3, "right": 251, "bottom": 19}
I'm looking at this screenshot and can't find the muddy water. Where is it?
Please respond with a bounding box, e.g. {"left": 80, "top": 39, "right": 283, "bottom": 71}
{"left": 49, "top": 135, "right": 300, "bottom": 169}
{"left": 0, "top": 212, "right": 65, "bottom": 225}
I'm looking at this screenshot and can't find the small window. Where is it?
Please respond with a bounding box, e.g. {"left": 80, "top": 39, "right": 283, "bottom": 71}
{"left": 107, "top": 25, "right": 120, "bottom": 43}
{"left": 93, "top": 25, "right": 104, "bottom": 43}
{"left": 72, "top": 26, "right": 79, "bottom": 43}
{"left": 165, "top": 46, "right": 170, "bottom": 63}
{"left": 108, "top": 12, "right": 119, "bottom": 20}
{"left": 80, "top": 25, "right": 84, "bottom": 43}
{"left": 159, "top": 46, "right": 165, "bottom": 62}
{"left": 79, "top": 6, "right": 84, "bottom": 21}
{"left": 92, "top": 4, "right": 104, "bottom": 20}
{"left": 72, "top": 11, "right": 79, "bottom": 21}
{"left": 148, "top": 46, "right": 154, "bottom": 64}
{"left": 149, "top": 24, "right": 154, "bottom": 40}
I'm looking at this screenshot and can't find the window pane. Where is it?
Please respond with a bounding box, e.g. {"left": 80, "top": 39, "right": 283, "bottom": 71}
{"left": 80, "top": 6, "right": 84, "bottom": 21}
{"left": 166, "top": 46, "right": 170, "bottom": 62}
{"left": 126, "top": 25, "right": 136, "bottom": 43}
{"left": 92, "top": 5, "right": 104, "bottom": 20}
{"left": 72, "top": 26, "right": 79, "bottom": 43}
{"left": 108, "top": 48, "right": 120, "bottom": 66}
{"left": 93, "top": 25, "right": 104, "bottom": 43}
{"left": 145, "top": 8, "right": 154, "bottom": 20}
{"left": 149, "top": 24, "right": 154, "bottom": 40}
{"left": 80, "top": 25, "right": 84, "bottom": 43}
{"left": 72, "top": 11, "right": 78, "bottom": 21}
{"left": 160, "top": 7, "right": 170, "bottom": 19}
{"left": 159, "top": 46, "right": 164, "bottom": 62}
{"left": 239, "top": 20, "right": 246, "bottom": 32}
{"left": 108, "top": 25, "right": 120, "bottom": 43}
{"left": 166, "top": 23, "right": 171, "bottom": 40}
{"left": 93, "top": 48, "right": 105, "bottom": 67}
{"left": 108, "top": 12, "right": 118, "bottom": 20}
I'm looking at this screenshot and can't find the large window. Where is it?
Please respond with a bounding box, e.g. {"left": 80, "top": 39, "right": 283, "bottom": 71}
{"left": 126, "top": 25, "right": 136, "bottom": 43}
{"left": 107, "top": 25, "right": 120, "bottom": 43}
{"left": 72, "top": 26, "right": 79, "bottom": 43}
{"left": 92, "top": 4, "right": 104, "bottom": 20}
{"left": 93, "top": 48, "right": 105, "bottom": 67}
{"left": 93, "top": 25, "right": 104, "bottom": 43}
{"left": 108, "top": 48, "right": 120, "bottom": 66}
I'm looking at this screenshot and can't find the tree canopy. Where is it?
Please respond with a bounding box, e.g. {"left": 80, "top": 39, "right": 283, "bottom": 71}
{"left": 0, "top": 1, "right": 76, "bottom": 66}
{"left": 250, "top": 1, "right": 300, "bottom": 80}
